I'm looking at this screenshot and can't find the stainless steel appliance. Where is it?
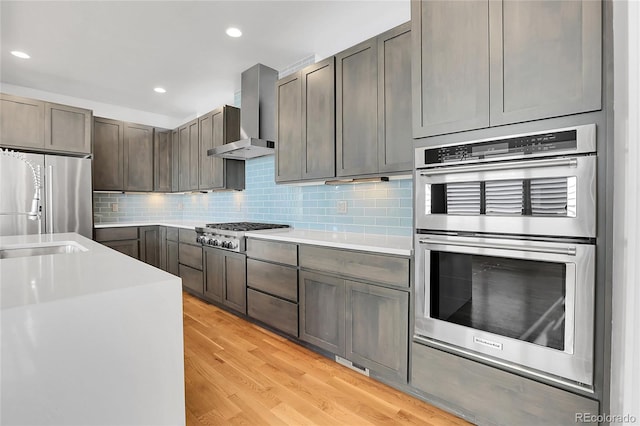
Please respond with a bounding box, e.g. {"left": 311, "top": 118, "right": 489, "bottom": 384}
{"left": 195, "top": 222, "right": 289, "bottom": 252}
{"left": 0, "top": 149, "right": 92, "bottom": 238}
{"left": 414, "top": 124, "right": 597, "bottom": 389}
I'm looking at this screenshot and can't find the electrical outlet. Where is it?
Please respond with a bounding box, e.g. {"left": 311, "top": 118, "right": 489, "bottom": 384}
{"left": 337, "top": 200, "right": 348, "bottom": 214}
{"left": 177, "top": 202, "right": 183, "bottom": 211}
{"left": 111, "top": 203, "right": 118, "bottom": 212}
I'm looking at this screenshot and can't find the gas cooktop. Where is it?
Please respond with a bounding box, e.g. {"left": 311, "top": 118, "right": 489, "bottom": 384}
{"left": 195, "top": 222, "right": 290, "bottom": 252}
{"left": 202, "top": 222, "right": 290, "bottom": 232}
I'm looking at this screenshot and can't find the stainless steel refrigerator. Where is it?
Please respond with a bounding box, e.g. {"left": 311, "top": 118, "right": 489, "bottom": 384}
{"left": 0, "top": 149, "right": 92, "bottom": 238}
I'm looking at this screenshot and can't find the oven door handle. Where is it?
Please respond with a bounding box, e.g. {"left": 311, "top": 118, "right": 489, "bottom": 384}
{"left": 419, "top": 157, "right": 579, "bottom": 176}
{"left": 418, "top": 238, "right": 577, "bottom": 256}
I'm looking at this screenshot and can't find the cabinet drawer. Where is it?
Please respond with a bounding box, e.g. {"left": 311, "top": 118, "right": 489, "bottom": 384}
{"left": 180, "top": 264, "right": 203, "bottom": 294}
{"left": 247, "top": 239, "right": 297, "bottom": 266}
{"left": 247, "top": 259, "right": 298, "bottom": 302}
{"left": 179, "top": 243, "right": 202, "bottom": 270}
{"left": 95, "top": 227, "right": 138, "bottom": 242}
{"left": 299, "top": 245, "right": 409, "bottom": 288}
{"left": 102, "top": 239, "right": 139, "bottom": 259}
{"left": 178, "top": 228, "right": 197, "bottom": 244}
{"left": 166, "top": 227, "right": 179, "bottom": 242}
{"left": 247, "top": 289, "right": 298, "bottom": 337}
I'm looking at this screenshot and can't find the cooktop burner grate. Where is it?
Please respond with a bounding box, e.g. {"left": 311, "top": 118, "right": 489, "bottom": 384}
{"left": 204, "top": 222, "right": 290, "bottom": 232}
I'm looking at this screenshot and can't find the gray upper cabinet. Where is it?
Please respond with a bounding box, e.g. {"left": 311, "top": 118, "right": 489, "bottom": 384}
{"left": 489, "top": 0, "right": 602, "bottom": 125}
{"left": 411, "top": 0, "right": 601, "bottom": 138}
{"left": 93, "top": 117, "right": 124, "bottom": 191}
{"left": 336, "top": 38, "right": 379, "bottom": 177}
{"left": 188, "top": 119, "right": 199, "bottom": 191}
{"left": 275, "top": 72, "right": 302, "bottom": 182}
{"left": 44, "top": 103, "right": 92, "bottom": 154}
{"left": 178, "top": 123, "right": 191, "bottom": 191}
{"left": 411, "top": 1, "right": 490, "bottom": 138}
{"left": 198, "top": 105, "right": 243, "bottom": 190}
{"left": 377, "top": 22, "right": 413, "bottom": 173}
{"left": 302, "top": 57, "right": 336, "bottom": 180}
{"left": 123, "top": 122, "right": 154, "bottom": 192}
{"left": 154, "top": 129, "right": 172, "bottom": 192}
{"left": 0, "top": 94, "right": 45, "bottom": 150}
{"left": 171, "top": 129, "right": 179, "bottom": 192}
{"left": 1, "top": 94, "right": 92, "bottom": 155}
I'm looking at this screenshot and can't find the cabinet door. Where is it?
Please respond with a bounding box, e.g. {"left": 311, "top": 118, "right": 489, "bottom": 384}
{"left": 299, "top": 270, "right": 346, "bottom": 357}
{"left": 167, "top": 240, "right": 179, "bottom": 276}
{"left": 103, "top": 239, "right": 139, "bottom": 259}
{"left": 159, "top": 226, "right": 167, "bottom": 271}
{"left": 336, "top": 39, "right": 378, "bottom": 177}
{"left": 489, "top": 0, "right": 601, "bottom": 125}
{"left": 275, "top": 72, "right": 302, "bottom": 182}
{"left": 204, "top": 247, "right": 224, "bottom": 303}
{"left": 411, "top": 0, "right": 490, "bottom": 138}
{"left": 44, "top": 103, "right": 92, "bottom": 154}
{"left": 198, "top": 110, "right": 215, "bottom": 189}
{"left": 93, "top": 117, "right": 124, "bottom": 191}
{"left": 223, "top": 251, "right": 247, "bottom": 314}
{"left": 178, "top": 125, "right": 190, "bottom": 191}
{"left": 346, "top": 280, "right": 409, "bottom": 382}
{"left": 188, "top": 119, "right": 199, "bottom": 190}
{"left": 180, "top": 264, "right": 203, "bottom": 295}
{"left": 0, "top": 94, "right": 45, "bottom": 149}
{"left": 378, "top": 23, "right": 412, "bottom": 173}
{"left": 123, "top": 122, "right": 154, "bottom": 191}
{"left": 171, "top": 129, "right": 179, "bottom": 192}
{"left": 154, "top": 129, "right": 172, "bottom": 192}
{"left": 139, "top": 226, "right": 159, "bottom": 268}
{"left": 302, "top": 57, "right": 336, "bottom": 180}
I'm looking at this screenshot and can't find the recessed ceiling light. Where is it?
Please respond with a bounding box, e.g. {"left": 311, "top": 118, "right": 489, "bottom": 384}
{"left": 11, "top": 51, "right": 30, "bottom": 59}
{"left": 226, "top": 27, "right": 242, "bottom": 38}
{"left": 154, "top": 87, "right": 166, "bottom": 94}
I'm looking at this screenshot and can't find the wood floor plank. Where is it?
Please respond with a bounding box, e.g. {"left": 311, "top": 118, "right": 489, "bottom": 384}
{"left": 182, "top": 292, "right": 470, "bottom": 426}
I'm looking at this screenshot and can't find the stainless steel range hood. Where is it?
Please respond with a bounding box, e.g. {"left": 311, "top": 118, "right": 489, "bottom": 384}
{"left": 208, "top": 64, "right": 278, "bottom": 159}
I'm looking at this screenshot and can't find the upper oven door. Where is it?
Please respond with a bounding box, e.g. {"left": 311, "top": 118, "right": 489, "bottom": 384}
{"left": 414, "top": 233, "right": 595, "bottom": 386}
{"left": 415, "top": 155, "right": 596, "bottom": 238}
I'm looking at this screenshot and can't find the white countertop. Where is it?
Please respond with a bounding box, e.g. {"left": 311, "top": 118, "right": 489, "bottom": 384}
{"left": 244, "top": 228, "right": 413, "bottom": 256}
{"left": 0, "top": 233, "right": 185, "bottom": 425}
{"left": 94, "top": 220, "right": 200, "bottom": 230}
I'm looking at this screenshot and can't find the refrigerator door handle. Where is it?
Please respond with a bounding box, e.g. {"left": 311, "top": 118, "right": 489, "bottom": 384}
{"left": 46, "top": 165, "right": 54, "bottom": 234}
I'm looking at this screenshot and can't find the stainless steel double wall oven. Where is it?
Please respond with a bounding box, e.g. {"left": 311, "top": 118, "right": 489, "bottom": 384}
{"left": 414, "top": 124, "right": 597, "bottom": 388}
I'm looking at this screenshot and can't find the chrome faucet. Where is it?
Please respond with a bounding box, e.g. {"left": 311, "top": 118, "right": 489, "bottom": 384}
{"left": 0, "top": 148, "right": 42, "bottom": 221}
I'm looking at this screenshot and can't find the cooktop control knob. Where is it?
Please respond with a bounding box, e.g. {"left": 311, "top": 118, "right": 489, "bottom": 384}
{"left": 227, "top": 241, "right": 237, "bottom": 249}
{"left": 212, "top": 239, "right": 220, "bottom": 247}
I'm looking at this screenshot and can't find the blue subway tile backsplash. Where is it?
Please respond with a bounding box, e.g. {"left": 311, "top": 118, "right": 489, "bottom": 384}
{"left": 93, "top": 156, "right": 413, "bottom": 236}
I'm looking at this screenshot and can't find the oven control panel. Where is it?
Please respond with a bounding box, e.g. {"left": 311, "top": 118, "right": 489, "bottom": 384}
{"left": 424, "top": 129, "right": 578, "bottom": 165}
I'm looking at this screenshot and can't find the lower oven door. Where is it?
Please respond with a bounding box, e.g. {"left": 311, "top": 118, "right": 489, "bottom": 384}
{"left": 415, "top": 233, "right": 595, "bottom": 387}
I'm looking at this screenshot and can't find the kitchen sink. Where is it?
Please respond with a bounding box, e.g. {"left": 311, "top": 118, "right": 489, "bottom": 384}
{"left": 0, "top": 241, "right": 88, "bottom": 259}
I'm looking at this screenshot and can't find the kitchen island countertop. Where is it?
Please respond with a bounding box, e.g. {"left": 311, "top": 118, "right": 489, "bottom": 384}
{"left": 0, "top": 232, "right": 185, "bottom": 425}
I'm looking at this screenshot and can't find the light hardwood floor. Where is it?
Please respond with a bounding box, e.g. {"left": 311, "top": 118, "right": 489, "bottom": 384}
{"left": 182, "top": 292, "right": 470, "bottom": 426}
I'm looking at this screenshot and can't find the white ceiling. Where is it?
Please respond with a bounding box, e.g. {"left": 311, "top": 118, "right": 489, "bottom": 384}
{"left": 1, "top": 1, "right": 410, "bottom": 124}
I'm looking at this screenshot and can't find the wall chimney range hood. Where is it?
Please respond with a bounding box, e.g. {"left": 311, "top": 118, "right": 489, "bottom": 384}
{"left": 208, "top": 64, "right": 278, "bottom": 160}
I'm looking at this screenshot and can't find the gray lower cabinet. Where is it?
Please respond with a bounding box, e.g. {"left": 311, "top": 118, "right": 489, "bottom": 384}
{"left": 179, "top": 229, "right": 203, "bottom": 295}
{"left": 139, "top": 226, "right": 160, "bottom": 268}
{"left": 93, "top": 117, "right": 125, "bottom": 191}
{"left": 247, "top": 289, "right": 298, "bottom": 337}
{"left": 203, "top": 248, "right": 247, "bottom": 314}
{"left": 411, "top": 342, "right": 599, "bottom": 425}
{"left": 94, "top": 227, "right": 139, "bottom": 260}
{"left": 345, "top": 280, "right": 408, "bottom": 382}
{"left": 411, "top": 0, "right": 601, "bottom": 138}
{"left": 159, "top": 226, "right": 168, "bottom": 271}
{"left": 299, "top": 270, "right": 346, "bottom": 357}
{"left": 167, "top": 240, "right": 179, "bottom": 276}
{"left": 154, "top": 129, "right": 172, "bottom": 192}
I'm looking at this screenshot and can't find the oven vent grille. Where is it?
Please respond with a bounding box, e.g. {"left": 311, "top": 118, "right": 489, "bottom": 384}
{"left": 531, "top": 178, "right": 570, "bottom": 216}
{"left": 445, "top": 182, "right": 481, "bottom": 214}
{"left": 486, "top": 180, "right": 524, "bottom": 215}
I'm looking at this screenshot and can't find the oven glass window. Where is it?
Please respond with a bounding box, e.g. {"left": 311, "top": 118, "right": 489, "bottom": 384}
{"left": 430, "top": 252, "right": 566, "bottom": 351}
{"left": 428, "top": 177, "right": 576, "bottom": 217}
